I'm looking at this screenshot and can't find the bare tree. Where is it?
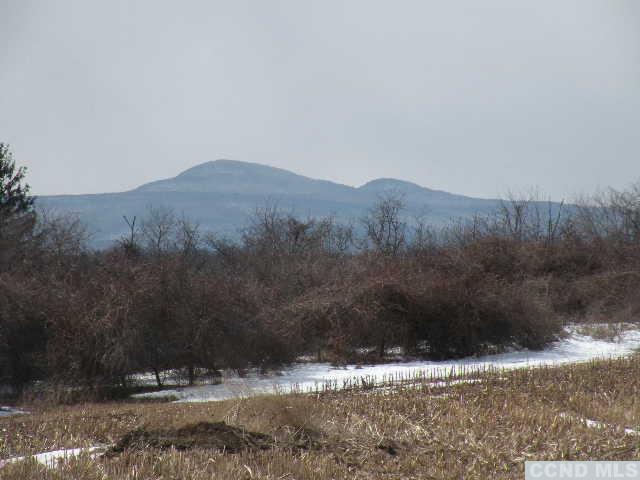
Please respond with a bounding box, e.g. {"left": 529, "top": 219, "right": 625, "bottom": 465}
{"left": 176, "top": 215, "right": 203, "bottom": 265}
{"left": 141, "top": 206, "right": 176, "bottom": 254}
{"left": 118, "top": 215, "right": 141, "bottom": 257}
{"left": 361, "top": 191, "right": 407, "bottom": 255}
{"left": 410, "top": 212, "right": 438, "bottom": 257}
{"left": 323, "top": 217, "right": 354, "bottom": 254}
{"left": 571, "top": 183, "right": 640, "bottom": 246}
{"left": 493, "top": 191, "right": 567, "bottom": 244}
{"left": 497, "top": 193, "right": 533, "bottom": 241}
{"left": 608, "top": 183, "right": 640, "bottom": 242}
{"left": 544, "top": 199, "right": 565, "bottom": 246}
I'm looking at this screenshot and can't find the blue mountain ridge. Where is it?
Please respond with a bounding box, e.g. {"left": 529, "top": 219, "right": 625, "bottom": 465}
{"left": 39, "top": 159, "right": 506, "bottom": 248}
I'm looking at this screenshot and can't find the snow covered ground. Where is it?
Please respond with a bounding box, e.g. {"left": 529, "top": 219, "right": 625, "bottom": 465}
{"left": 132, "top": 326, "right": 640, "bottom": 403}
{"left": 0, "top": 406, "right": 28, "bottom": 417}
{"left": 0, "top": 445, "right": 107, "bottom": 469}
{"left": 559, "top": 412, "right": 640, "bottom": 436}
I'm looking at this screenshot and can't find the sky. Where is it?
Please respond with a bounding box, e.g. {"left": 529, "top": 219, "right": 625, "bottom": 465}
{"left": 1, "top": 0, "right": 639, "bottom": 200}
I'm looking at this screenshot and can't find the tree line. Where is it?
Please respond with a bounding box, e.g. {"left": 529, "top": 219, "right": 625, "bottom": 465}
{"left": 1, "top": 144, "right": 640, "bottom": 398}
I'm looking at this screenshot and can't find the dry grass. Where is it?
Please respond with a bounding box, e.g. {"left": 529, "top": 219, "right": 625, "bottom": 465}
{"left": 3, "top": 356, "right": 640, "bottom": 479}
{"left": 575, "top": 322, "right": 637, "bottom": 341}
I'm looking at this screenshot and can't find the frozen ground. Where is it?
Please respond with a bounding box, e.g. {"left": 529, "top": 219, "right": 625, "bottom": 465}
{"left": 132, "top": 326, "right": 640, "bottom": 403}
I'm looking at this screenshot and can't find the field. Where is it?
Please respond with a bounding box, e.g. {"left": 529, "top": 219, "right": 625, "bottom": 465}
{"left": 2, "top": 353, "right": 640, "bottom": 479}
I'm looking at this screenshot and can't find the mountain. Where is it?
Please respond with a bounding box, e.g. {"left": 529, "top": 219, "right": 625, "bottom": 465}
{"left": 136, "top": 160, "right": 356, "bottom": 197}
{"left": 39, "top": 160, "right": 502, "bottom": 248}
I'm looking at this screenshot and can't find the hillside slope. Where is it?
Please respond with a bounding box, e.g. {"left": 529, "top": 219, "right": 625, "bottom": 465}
{"left": 39, "top": 160, "right": 502, "bottom": 248}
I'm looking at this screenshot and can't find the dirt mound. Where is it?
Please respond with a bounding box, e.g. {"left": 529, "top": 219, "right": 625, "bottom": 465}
{"left": 108, "top": 422, "right": 274, "bottom": 455}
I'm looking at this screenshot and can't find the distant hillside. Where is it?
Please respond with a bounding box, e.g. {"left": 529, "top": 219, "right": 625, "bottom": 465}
{"left": 39, "top": 160, "right": 503, "bottom": 248}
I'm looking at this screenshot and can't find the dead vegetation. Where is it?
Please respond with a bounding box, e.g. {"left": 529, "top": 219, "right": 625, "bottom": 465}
{"left": 3, "top": 167, "right": 640, "bottom": 397}
{"left": 107, "top": 422, "right": 276, "bottom": 455}
{"left": 3, "top": 355, "right": 640, "bottom": 479}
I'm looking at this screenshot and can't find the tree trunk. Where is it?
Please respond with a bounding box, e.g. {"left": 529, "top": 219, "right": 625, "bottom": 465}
{"left": 153, "top": 367, "right": 163, "bottom": 388}
{"left": 188, "top": 365, "right": 195, "bottom": 386}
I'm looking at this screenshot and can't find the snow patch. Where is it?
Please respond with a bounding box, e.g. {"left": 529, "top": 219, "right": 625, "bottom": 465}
{"left": 0, "top": 445, "right": 107, "bottom": 469}
{"left": 132, "top": 326, "right": 640, "bottom": 403}
{"left": 560, "top": 413, "right": 639, "bottom": 436}
{"left": 0, "top": 406, "right": 28, "bottom": 417}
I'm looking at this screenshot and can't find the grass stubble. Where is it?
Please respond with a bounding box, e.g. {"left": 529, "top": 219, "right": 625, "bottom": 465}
{"left": 2, "top": 355, "right": 640, "bottom": 479}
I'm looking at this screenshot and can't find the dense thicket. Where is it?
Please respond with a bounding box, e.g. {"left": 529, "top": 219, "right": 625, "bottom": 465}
{"left": 1, "top": 146, "right": 639, "bottom": 397}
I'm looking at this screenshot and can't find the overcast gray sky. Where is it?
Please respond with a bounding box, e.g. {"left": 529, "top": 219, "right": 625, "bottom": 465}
{"left": 1, "top": 0, "right": 639, "bottom": 199}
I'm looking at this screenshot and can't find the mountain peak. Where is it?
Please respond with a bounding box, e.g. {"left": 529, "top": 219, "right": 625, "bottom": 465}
{"left": 359, "top": 178, "right": 428, "bottom": 193}
{"left": 175, "top": 159, "right": 295, "bottom": 179}
{"left": 135, "top": 159, "right": 352, "bottom": 196}
{"left": 180, "top": 159, "right": 273, "bottom": 170}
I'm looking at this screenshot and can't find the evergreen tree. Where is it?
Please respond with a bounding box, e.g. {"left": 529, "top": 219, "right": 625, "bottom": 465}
{"left": 0, "top": 144, "right": 35, "bottom": 268}
{"left": 0, "top": 143, "right": 34, "bottom": 219}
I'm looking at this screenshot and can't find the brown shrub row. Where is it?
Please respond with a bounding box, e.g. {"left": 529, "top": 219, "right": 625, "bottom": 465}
{"left": 2, "top": 189, "right": 640, "bottom": 398}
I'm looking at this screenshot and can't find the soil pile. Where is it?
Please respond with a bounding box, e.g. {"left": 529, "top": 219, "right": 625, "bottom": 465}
{"left": 108, "top": 421, "right": 274, "bottom": 454}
